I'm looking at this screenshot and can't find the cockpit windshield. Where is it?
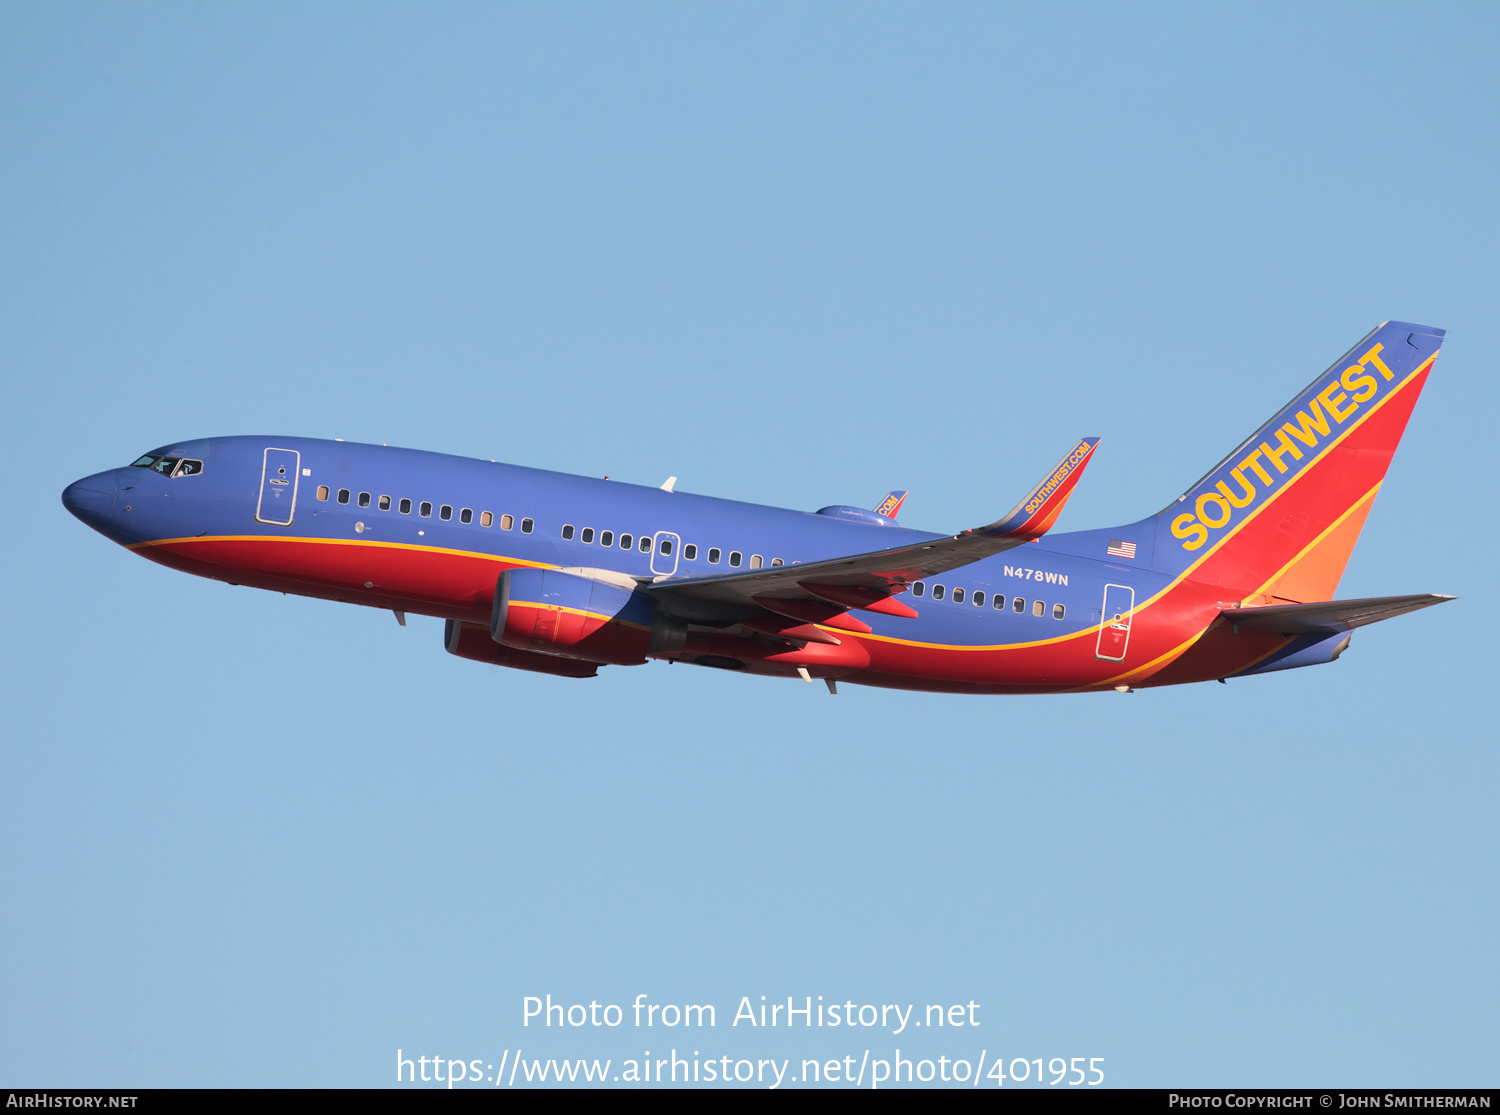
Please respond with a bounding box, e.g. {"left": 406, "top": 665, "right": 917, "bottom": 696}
{"left": 130, "top": 454, "right": 203, "bottom": 477}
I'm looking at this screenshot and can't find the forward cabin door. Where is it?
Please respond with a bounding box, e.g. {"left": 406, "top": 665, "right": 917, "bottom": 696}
{"left": 256, "top": 448, "right": 301, "bottom": 526}
{"left": 1094, "top": 583, "right": 1135, "bottom": 662}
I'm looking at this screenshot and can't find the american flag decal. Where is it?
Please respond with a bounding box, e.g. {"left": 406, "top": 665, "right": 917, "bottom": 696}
{"left": 1107, "top": 539, "right": 1137, "bottom": 559}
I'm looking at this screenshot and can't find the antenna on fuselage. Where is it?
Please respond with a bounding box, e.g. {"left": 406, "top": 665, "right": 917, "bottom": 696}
{"left": 660, "top": 476, "right": 677, "bottom": 492}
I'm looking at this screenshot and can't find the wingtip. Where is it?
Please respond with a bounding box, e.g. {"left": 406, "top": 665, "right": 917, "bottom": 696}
{"left": 871, "top": 490, "right": 908, "bottom": 519}
{"left": 990, "top": 437, "right": 1100, "bottom": 540}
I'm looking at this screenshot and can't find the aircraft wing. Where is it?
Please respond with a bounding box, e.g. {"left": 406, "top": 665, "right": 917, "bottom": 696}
{"left": 1221, "top": 593, "right": 1455, "bottom": 635}
{"left": 647, "top": 438, "right": 1098, "bottom": 617}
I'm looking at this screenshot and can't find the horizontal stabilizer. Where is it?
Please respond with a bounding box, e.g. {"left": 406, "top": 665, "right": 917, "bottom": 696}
{"left": 1221, "top": 593, "right": 1454, "bottom": 635}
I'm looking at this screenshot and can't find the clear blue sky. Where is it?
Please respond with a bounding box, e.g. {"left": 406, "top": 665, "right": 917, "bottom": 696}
{"left": 2, "top": 2, "right": 1495, "bottom": 1088}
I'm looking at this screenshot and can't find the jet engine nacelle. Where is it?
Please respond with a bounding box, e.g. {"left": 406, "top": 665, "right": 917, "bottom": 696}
{"left": 491, "top": 568, "right": 685, "bottom": 665}
{"left": 444, "top": 619, "right": 601, "bottom": 678}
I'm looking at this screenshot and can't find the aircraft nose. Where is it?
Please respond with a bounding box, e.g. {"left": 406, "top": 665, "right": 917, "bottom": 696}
{"left": 62, "top": 470, "right": 118, "bottom": 527}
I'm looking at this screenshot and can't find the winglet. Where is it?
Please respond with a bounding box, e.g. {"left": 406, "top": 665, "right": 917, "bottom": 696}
{"left": 872, "top": 490, "right": 908, "bottom": 519}
{"left": 983, "top": 438, "right": 1099, "bottom": 541}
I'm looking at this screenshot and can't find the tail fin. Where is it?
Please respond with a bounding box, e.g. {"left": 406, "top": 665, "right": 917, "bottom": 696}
{"left": 1150, "top": 321, "right": 1443, "bottom": 602}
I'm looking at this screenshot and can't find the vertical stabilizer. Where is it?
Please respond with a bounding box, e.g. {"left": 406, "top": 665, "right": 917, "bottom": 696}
{"left": 1150, "top": 322, "right": 1443, "bottom": 601}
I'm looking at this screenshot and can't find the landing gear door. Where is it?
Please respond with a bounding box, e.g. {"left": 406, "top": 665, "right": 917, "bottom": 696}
{"left": 1094, "top": 583, "right": 1135, "bottom": 662}
{"left": 256, "top": 448, "right": 301, "bottom": 526}
{"left": 651, "top": 531, "right": 680, "bottom": 577}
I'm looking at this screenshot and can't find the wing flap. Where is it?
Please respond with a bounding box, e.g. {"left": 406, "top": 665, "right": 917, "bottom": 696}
{"left": 750, "top": 596, "right": 873, "bottom": 632}
{"left": 800, "top": 583, "right": 921, "bottom": 617}
{"left": 737, "top": 615, "right": 843, "bottom": 645}
{"left": 1221, "top": 593, "right": 1455, "bottom": 634}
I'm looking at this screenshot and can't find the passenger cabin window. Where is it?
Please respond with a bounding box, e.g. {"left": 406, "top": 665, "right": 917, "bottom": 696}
{"left": 601, "top": 531, "right": 614, "bottom": 547}
{"left": 750, "top": 555, "right": 763, "bottom": 569}
{"left": 562, "top": 524, "right": 575, "bottom": 541}
{"left": 521, "top": 518, "right": 533, "bottom": 533}
{"left": 638, "top": 536, "right": 651, "bottom": 552}
{"left": 708, "top": 548, "right": 721, "bottom": 564}
{"left": 399, "top": 498, "right": 412, "bottom": 514}
{"left": 973, "top": 591, "right": 985, "bottom": 607}
{"left": 1033, "top": 600, "right": 1045, "bottom": 617}
{"left": 993, "top": 594, "right": 1006, "bottom": 610}
{"left": 317, "top": 486, "right": 330, "bottom": 501}
{"left": 358, "top": 492, "right": 371, "bottom": 508}
{"left": 460, "top": 508, "right": 473, "bottom": 524}
{"left": 480, "top": 511, "right": 493, "bottom": 527}
{"left": 912, "top": 582, "right": 925, "bottom": 597}
{"left": 933, "top": 585, "right": 945, "bottom": 600}
{"left": 439, "top": 505, "right": 452, "bottom": 521}
{"left": 581, "top": 527, "right": 594, "bottom": 544}
{"left": 338, "top": 489, "right": 351, "bottom": 504}
{"left": 771, "top": 558, "right": 783, "bottom": 567}
{"left": 619, "top": 533, "right": 631, "bottom": 549}
{"left": 1053, "top": 603, "right": 1066, "bottom": 619}
{"left": 659, "top": 539, "right": 672, "bottom": 555}
{"left": 953, "top": 587, "right": 965, "bottom": 603}
{"left": 729, "top": 551, "right": 742, "bottom": 567}
{"left": 500, "top": 514, "right": 513, "bottom": 530}
{"left": 378, "top": 495, "right": 391, "bottom": 510}
{"left": 419, "top": 502, "right": 432, "bottom": 518}
{"left": 1013, "top": 596, "right": 1025, "bottom": 613}
{"left": 683, "top": 543, "right": 696, "bottom": 560}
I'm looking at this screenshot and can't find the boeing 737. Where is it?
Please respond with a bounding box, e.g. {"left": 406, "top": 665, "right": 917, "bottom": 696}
{"left": 62, "top": 321, "right": 1452, "bottom": 694}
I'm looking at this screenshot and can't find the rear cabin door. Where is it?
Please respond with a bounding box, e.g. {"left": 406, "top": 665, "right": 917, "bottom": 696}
{"left": 1094, "top": 583, "right": 1135, "bottom": 662}
{"left": 256, "top": 448, "right": 301, "bottom": 526}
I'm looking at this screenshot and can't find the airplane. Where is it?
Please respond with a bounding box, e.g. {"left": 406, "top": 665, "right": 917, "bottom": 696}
{"left": 61, "top": 321, "right": 1453, "bottom": 695}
